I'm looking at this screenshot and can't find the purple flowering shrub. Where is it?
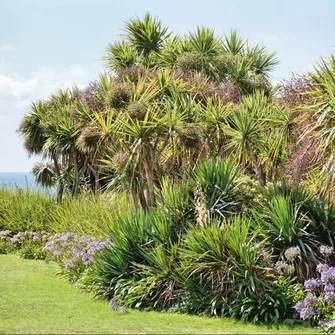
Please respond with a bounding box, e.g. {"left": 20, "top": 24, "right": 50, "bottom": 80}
{"left": 43, "top": 232, "right": 110, "bottom": 283}
{"left": 0, "top": 230, "right": 49, "bottom": 259}
{"left": 295, "top": 245, "right": 335, "bottom": 331}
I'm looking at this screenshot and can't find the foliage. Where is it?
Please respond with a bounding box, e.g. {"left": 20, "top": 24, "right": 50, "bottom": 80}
{"left": 0, "top": 187, "right": 55, "bottom": 233}
{"left": 193, "top": 158, "right": 240, "bottom": 220}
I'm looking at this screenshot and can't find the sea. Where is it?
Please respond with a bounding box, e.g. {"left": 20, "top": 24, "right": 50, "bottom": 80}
{"left": 0, "top": 172, "right": 37, "bottom": 189}
{"left": 0, "top": 172, "right": 56, "bottom": 194}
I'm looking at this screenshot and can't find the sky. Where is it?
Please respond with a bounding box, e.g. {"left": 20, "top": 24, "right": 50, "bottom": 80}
{"left": 1, "top": 0, "right": 335, "bottom": 172}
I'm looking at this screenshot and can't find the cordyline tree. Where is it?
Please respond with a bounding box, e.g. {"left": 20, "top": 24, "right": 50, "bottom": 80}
{"left": 20, "top": 13, "right": 311, "bottom": 209}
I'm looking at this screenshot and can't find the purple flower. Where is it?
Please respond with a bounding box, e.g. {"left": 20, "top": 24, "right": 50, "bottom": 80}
{"left": 10, "top": 235, "right": 20, "bottom": 244}
{"left": 324, "top": 284, "right": 335, "bottom": 293}
{"left": 0, "top": 230, "right": 12, "bottom": 242}
{"left": 304, "top": 293, "right": 318, "bottom": 308}
{"left": 323, "top": 320, "right": 335, "bottom": 329}
{"left": 320, "top": 245, "right": 333, "bottom": 257}
{"left": 317, "top": 263, "right": 329, "bottom": 273}
{"left": 325, "top": 291, "right": 335, "bottom": 304}
{"left": 304, "top": 278, "right": 321, "bottom": 292}
{"left": 64, "top": 261, "right": 73, "bottom": 270}
{"left": 285, "top": 246, "right": 301, "bottom": 262}
{"left": 109, "top": 298, "right": 119, "bottom": 311}
{"left": 300, "top": 307, "right": 316, "bottom": 320}
{"left": 295, "top": 300, "right": 305, "bottom": 313}
{"left": 321, "top": 267, "right": 335, "bottom": 285}
{"left": 319, "top": 320, "right": 326, "bottom": 329}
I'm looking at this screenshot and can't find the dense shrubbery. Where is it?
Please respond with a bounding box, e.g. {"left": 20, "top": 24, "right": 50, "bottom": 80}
{"left": 9, "top": 12, "right": 335, "bottom": 331}
{"left": 4, "top": 159, "right": 335, "bottom": 327}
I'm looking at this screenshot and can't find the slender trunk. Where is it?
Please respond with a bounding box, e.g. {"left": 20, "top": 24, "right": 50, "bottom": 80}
{"left": 72, "top": 150, "right": 80, "bottom": 197}
{"left": 94, "top": 171, "right": 100, "bottom": 193}
{"left": 249, "top": 151, "right": 266, "bottom": 186}
{"left": 52, "top": 155, "right": 64, "bottom": 203}
{"left": 79, "top": 156, "right": 89, "bottom": 179}
{"left": 138, "top": 186, "right": 148, "bottom": 212}
{"left": 143, "top": 146, "right": 156, "bottom": 208}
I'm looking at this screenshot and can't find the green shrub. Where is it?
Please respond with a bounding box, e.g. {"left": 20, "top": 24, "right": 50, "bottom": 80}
{"left": 0, "top": 187, "right": 55, "bottom": 233}
{"left": 48, "top": 191, "right": 133, "bottom": 237}
{"left": 0, "top": 187, "right": 133, "bottom": 238}
{"left": 194, "top": 158, "right": 240, "bottom": 220}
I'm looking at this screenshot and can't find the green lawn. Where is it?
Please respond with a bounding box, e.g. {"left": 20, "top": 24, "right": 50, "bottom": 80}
{"left": 0, "top": 254, "right": 317, "bottom": 334}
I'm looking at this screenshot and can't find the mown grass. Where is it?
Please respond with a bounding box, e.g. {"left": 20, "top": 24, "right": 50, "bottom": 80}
{"left": 0, "top": 254, "right": 318, "bottom": 334}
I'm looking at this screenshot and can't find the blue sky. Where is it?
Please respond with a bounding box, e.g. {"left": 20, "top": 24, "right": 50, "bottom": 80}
{"left": 1, "top": 0, "right": 334, "bottom": 172}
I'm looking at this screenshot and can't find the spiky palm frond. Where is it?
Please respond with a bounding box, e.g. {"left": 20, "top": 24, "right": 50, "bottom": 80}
{"left": 188, "top": 26, "right": 222, "bottom": 56}
{"left": 156, "top": 34, "right": 183, "bottom": 66}
{"left": 194, "top": 158, "right": 241, "bottom": 219}
{"left": 104, "top": 41, "right": 139, "bottom": 72}
{"left": 300, "top": 55, "right": 335, "bottom": 196}
{"left": 224, "top": 108, "right": 265, "bottom": 167}
{"left": 247, "top": 44, "right": 279, "bottom": 78}
{"left": 124, "top": 13, "right": 170, "bottom": 56}
{"left": 32, "top": 161, "right": 56, "bottom": 187}
{"left": 227, "top": 56, "right": 253, "bottom": 93}
{"left": 43, "top": 105, "right": 80, "bottom": 154}
{"left": 19, "top": 101, "right": 49, "bottom": 155}
{"left": 223, "top": 30, "right": 247, "bottom": 55}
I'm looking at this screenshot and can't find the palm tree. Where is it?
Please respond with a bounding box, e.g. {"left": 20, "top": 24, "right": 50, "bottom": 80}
{"left": 124, "top": 13, "right": 170, "bottom": 56}
{"left": 223, "top": 91, "right": 287, "bottom": 185}
{"left": 301, "top": 54, "right": 335, "bottom": 198}
{"left": 19, "top": 100, "right": 65, "bottom": 201}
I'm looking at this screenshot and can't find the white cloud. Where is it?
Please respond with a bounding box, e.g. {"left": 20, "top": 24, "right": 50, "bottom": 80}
{"left": 0, "top": 64, "right": 94, "bottom": 172}
{"left": 0, "top": 64, "right": 89, "bottom": 107}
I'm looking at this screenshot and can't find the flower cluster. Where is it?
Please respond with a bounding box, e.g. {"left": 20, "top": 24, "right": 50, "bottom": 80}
{"left": 0, "top": 230, "right": 49, "bottom": 246}
{"left": 109, "top": 298, "right": 128, "bottom": 313}
{"left": 304, "top": 279, "right": 321, "bottom": 292}
{"left": 317, "top": 263, "right": 329, "bottom": 273}
{"left": 275, "top": 246, "right": 301, "bottom": 276}
{"left": 284, "top": 246, "right": 301, "bottom": 262}
{"left": 43, "top": 232, "right": 79, "bottom": 259}
{"left": 295, "top": 294, "right": 319, "bottom": 320}
{"left": 295, "top": 266, "right": 335, "bottom": 324}
{"left": 320, "top": 245, "right": 333, "bottom": 257}
{"left": 43, "top": 232, "right": 110, "bottom": 270}
{"left": 319, "top": 319, "right": 335, "bottom": 332}
{"left": 275, "top": 260, "right": 295, "bottom": 276}
{"left": 0, "top": 230, "right": 12, "bottom": 242}
{"left": 10, "top": 231, "right": 48, "bottom": 245}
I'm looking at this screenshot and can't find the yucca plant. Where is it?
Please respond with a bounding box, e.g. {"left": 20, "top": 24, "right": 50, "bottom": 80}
{"left": 179, "top": 216, "right": 273, "bottom": 316}
{"left": 222, "top": 30, "right": 246, "bottom": 56}
{"left": 253, "top": 195, "right": 314, "bottom": 252}
{"left": 124, "top": 13, "right": 170, "bottom": 56}
{"left": 114, "top": 243, "right": 182, "bottom": 309}
{"left": 104, "top": 41, "right": 139, "bottom": 72}
{"left": 91, "top": 210, "right": 151, "bottom": 298}
{"left": 194, "top": 158, "right": 240, "bottom": 221}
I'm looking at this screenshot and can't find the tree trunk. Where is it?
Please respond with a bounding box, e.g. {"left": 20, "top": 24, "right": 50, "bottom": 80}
{"left": 52, "top": 155, "right": 64, "bottom": 203}
{"left": 138, "top": 186, "right": 148, "bottom": 211}
{"left": 72, "top": 150, "right": 80, "bottom": 197}
{"left": 250, "top": 151, "right": 266, "bottom": 186}
{"left": 142, "top": 145, "right": 156, "bottom": 208}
